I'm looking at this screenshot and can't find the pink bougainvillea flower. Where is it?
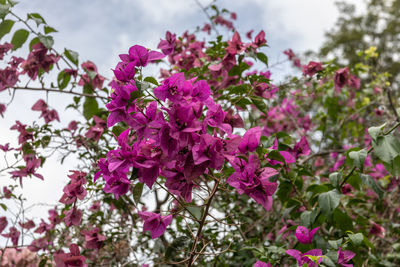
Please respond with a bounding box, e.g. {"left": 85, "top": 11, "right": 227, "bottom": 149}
{"left": 1, "top": 226, "right": 20, "bottom": 246}
{"left": 254, "top": 30, "right": 267, "bottom": 47}
{"left": 31, "top": 99, "right": 48, "bottom": 112}
{"left": 20, "top": 42, "right": 59, "bottom": 80}
{"left": 227, "top": 155, "right": 278, "bottom": 211}
{"left": 3, "top": 186, "right": 12, "bottom": 198}
{"left": 120, "top": 45, "right": 165, "bottom": 67}
{"left": 337, "top": 247, "right": 355, "bottom": 267}
{"left": 254, "top": 260, "right": 273, "bottom": 267}
{"left": 9, "top": 155, "right": 44, "bottom": 182}
{"left": 293, "top": 136, "right": 311, "bottom": 158}
{"left": 286, "top": 249, "right": 323, "bottom": 267}
{"left": 238, "top": 126, "right": 261, "bottom": 153}
{"left": 0, "top": 103, "right": 6, "bottom": 117}
{"left": 64, "top": 208, "right": 82, "bottom": 227}
{"left": 0, "top": 217, "right": 7, "bottom": 234}
{"left": 369, "top": 222, "right": 385, "bottom": 238}
{"left": 334, "top": 67, "right": 349, "bottom": 91}
{"left": 226, "top": 32, "right": 245, "bottom": 55}
{"left": 138, "top": 211, "right": 172, "bottom": 239}
{"left": 302, "top": 61, "right": 323, "bottom": 77}
{"left": 154, "top": 72, "right": 187, "bottom": 102}
{"left": 0, "top": 143, "right": 12, "bottom": 152}
{"left": 19, "top": 220, "right": 35, "bottom": 230}
{"left": 53, "top": 244, "right": 87, "bottom": 267}
{"left": 0, "top": 42, "right": 13, "bottom": 60}
{"left": 295, "top": 226, "right": 320, "bottom": 244}
{"left": 158, "top": 31, "right": 176, "bottom": 55}
{"left": 78, "top": 61, "right": 106, "bottom": 90}
{"left": 348, "top": 74, "right": 360, "bottom": 89}
{"left": 81, "top": 227, "right": 106, "bottom": 250}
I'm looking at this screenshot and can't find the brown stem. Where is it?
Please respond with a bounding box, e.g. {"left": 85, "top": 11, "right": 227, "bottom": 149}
{"left": 188, "top": 179, "right": 220, "bottom": 267}
{"left": 386, "top": 87, "right": 400, "bottom": 121}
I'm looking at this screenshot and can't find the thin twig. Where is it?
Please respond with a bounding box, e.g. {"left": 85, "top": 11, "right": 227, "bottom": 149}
{"left": 12, "top": 86, "right": 108, "bottom": 100}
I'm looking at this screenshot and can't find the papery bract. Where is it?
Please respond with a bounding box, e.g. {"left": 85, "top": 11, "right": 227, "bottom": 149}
{"left": 138, "top": 211, "right": 172, "bottom": 239}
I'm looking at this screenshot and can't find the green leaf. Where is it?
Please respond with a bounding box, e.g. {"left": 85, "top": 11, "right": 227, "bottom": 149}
{"left": 276, "top": 181, "right": 292, "bottom": 202}
{"left": 349, "top": 149, "right": 367, "bottom": 171}
{"left": 383, "top": 155, "right": 400, "bottom": 176}
{"left": 250, "top": 95, "right": 268, "bottom": 114}
{"left": 0, "top": 203, "right": 7, "bottom": 211}
{"left": 300, "top": 209, "right": 319, "bottom": 228}
{"left": 256, "top": 52, "right": 269, "bottom": 66}
{"left": 44, "top": 25, "right": 57, "bottom": 34}
{"left": 64, "top": 48, "right": 79, "bottom": 66}
{"left": 266, "top": 150, "right": 286, "bottom": 163}
{"left": 10, "top": 28, "right": 29, "bottom": 50}
{"left": 38, "top": 33, "right": 54, "bottom": 49}
{"left": 348, "top": 232, "right": 364, "bottom": 246}
{"left": 132, "top": 182, "right": 144, "bottom": 205}
{"left": 57, "top": 70, "right": 71, "bottom": 90}
{"left": 359, "top": 173, "right": 384, "bottom": 199}
{"left": 318, "top": 189, "right": 342, "bottom": 217}
{"left": 328, "top": 238, "right": 342, "bottom": 250}
{"left": 41, "top": 136, "right": 51, "bottom": 148}
{"left": 82, "top": 97, "right": 99, "bottom": 120}
{"left": 329, "top": 172, "right": 342, "bottom": 188}
{"left": 38, "top": 258, "right": 48, "bottom": 267}
{"left": 372, "top": 134, "right": 400, "bottom": 164}
{"left": 368, "top": 123, "right": 386, "bottom": 142}
{"left": 186, "top": 206, "right": 203, "bottom": 220}
{"left": 29, "top": 37, "right": 40, "bottom": 51}
{"left": 0, "top": 4, "right": 10, "bottom": 20}
{"left": 322, "top": 254, "right": 337, "bottom": 267}
{"left": 227, "top": 84, "right": 251, "bottom": 95}
{"left": 333, "top": 209, "right": 353, "bottom": 231}
{"left": 0, "top": 19, "right": 14, "bottom": 40}
{"left": 144, "top": 76, "right": 159, "bottom": 86}
{"left": 27, "top": 12, "right": 46, "bottom": 26}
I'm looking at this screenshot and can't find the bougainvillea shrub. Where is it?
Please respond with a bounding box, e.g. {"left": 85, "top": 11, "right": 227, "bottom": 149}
{"left": 1, "top": 0, "right": 400, "bottom": 266}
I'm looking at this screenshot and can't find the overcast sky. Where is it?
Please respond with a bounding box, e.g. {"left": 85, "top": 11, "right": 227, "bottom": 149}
{"left": 1, "top": 0, "right": 364, "bottom": 219}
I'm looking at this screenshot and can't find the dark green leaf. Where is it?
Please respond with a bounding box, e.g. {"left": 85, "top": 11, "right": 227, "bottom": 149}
{"left": 318, "top": 189, "right": 342, "bottom": 216}
{"left": 276, "top": 181, "right": 292, "bottom": 202}
{"left": 0, "top": 19, "right": 14, "bottom": 40}
{"left": 57, "top": 70, "right": 71, "bottom": 90}
{"left": 132, "top": 182, "right": 144, "bottom": 205}
{"left": 82, "top": 97, "right": 99, "bottom": 120}
{"left": 41, "top": 136, "right": 51, "bottom": 148}
{"left": 10, "top": 29, "right": 29, "bottom": 50}
{"left": 27, "top": 13, "right": 46, "bottom": 26}
{"left": 227, "top": 84, "right": 251, "bottom": 95}
{"left": 64, "top": 48, "right": 79, "bottom": 66}
{"left": 29, "top": 37, "right": 40, "bottom": 51}
{"left": 44, "top": 25, "right": 57, "bottom": 34}
{"left": 250, "top": 95, "right": 268, "bottom": 114}
{"left": 359, "top": 173, "right": 384, "bottom": 199}
{"left": 0, "top": 203, "right": 6, "bottom": 211}
{"left": 38, "top": 258, "right": 48, "bottom": 267}
{"left": 256, "top": 52, "right": 269, "bottom": 66}
{"left": 333, "top": 209, "right": 353, "bottom": 231}
{"left": 144, "top": 76, "right": 159, "bottom": 86}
